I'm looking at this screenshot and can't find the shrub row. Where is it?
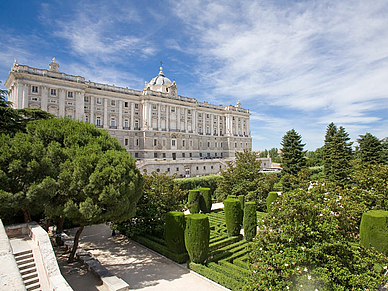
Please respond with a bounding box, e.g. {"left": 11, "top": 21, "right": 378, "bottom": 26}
{"left": 209, "top": 235, "right": 242, "bottom": 252}
{"left": 188, "top": 188, "right": 212, "bottom": 214}
{"left": 133, "top": 235, "right": 189, "bottom": 264}
{"left": 185, "top": 213, "right": 210, "bottom": 263}
{"left": 243, "top": 202, "right": 257, "bottom": 241}
{"left": 208, "top": 262, "right": 247, "bottom": 283}
{"left": 165, "top": 211, "right": 186, "bottom": 254}
{"left": 224, "top": 198, "right": 243, "bottom": 236}
{"left": 188, "top": 262, "right": 243, "bottom": 291}
{"left": 175, "top": 175, "right": 222, "bottom": 197}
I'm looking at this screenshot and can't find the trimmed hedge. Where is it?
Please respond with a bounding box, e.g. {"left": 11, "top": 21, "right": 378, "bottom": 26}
{"left": 189, "top": 262, "right": 243, "bottom": 291}
{"left": 360, "top": 210, "right": 388, "bottom": 255}
{"left": 227, "top": 195, "right": 237, "bottom": 199}
{"left": 238, "top": 195, "right": 245, "bottom": 212}
{"left": 175, "top": 175, "right": 222, "bottom": 197}
{"left": 243, "top": 202, "right": 257, "bottom": 241}
{"left": 133, "top": 235, "right": 189, "bottom": 263}
{"left": 199, "top": 187, "right": 212, "bottom": 213}
{"left": 165, "top": 211, "right": 186, "bottom": 254}
{"left": 266, "top": 191, "right": 278, "bottom": 213}
{"left": 188, "top": 190, "right": 201, "bottom": 213}
{"left": 185, "top": 214, "right": 210, "bottom": 263}
{"left": 224, "top": 198, "right": 243, "bottom": 237}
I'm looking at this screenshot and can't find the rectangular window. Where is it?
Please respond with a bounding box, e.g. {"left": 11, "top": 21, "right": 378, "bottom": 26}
{"left": 167, "top": 167, "right": 170, "bottom": 172}
{"left": 67, "top": 91, "right": 73, "bottom": 98}
{"left": 136, "top": 139, "right": 139, "bottom": 146}
{"left": 171, "top": 107, "right": 175, "bottom": 113}
{"left": 154, "top": 153, "right": 158, "bottom": 158}
{"left": 172, "top": 140, "right": 176, "bottom": 146}
{"left": 67, "top": 115, "right": 72, "bottom": 119}
{"left": 152, "top": 104, "right": 157, "bottom": 110}
{"left": 182, "top": 153, "right": 185, "bottom": 158}
{"left": 176, "top": 167, "right": 179, "bottom": 171}
{"left": 200, "top": 153, "right": 202, "bottom": 157}
{"left": 32, "top": 86, "right": 38, "bottom": 93}
{"left": 190, "top": 153, "right": 192, "bottom": 157}
{"left": 111, "top": 100, "right": 116, "bottom": 106}
{"left": 154, "top": 139, "right": 157, "bottom": 146}
{"left": 50, "top": 89, "right": 56, "bottom": 96}
{"left": 85, "top": 115, "right": 89, "bottom": 122}
{"left": 110, "top": 117, "right": 115, "bottom": 127}
{"left": 96, "top": 116, "right": 101, "bottom": 126}
{"left": 125, "top": 138, "right": 129, "bottom": 146}
{"left": 199, "top": 113, "right": 202, "bottom": 117}
{"left": 135, "top": 103, "right": 139, "bottom": 109}
{"left": 124, "top": 119, "right": 129, "bottom": 128}
{"left": 207, "top": 114, "right": 209, "bottom": 118}
{"left": 182, "top": 140, "right": 185, "bottom": 147}
{"left": 162, "top": 153, "right": 166, "bottom": 158}
{"left": 135, "top": 153, "right": 139, "bottom": 158}
{"left": 188, "top": 110, "right": 191, "bottom": 114}
{"left": 84, "top": 96, "right": 89, "bottom": 102}
{"left": 134, "top": 120, "right": 139, "bottom": 129}
{"left": 97, "top": 98, "right": 102, "bottom": 104}
{"left": 124, "top": 102, "right": 129, "bottom": 108}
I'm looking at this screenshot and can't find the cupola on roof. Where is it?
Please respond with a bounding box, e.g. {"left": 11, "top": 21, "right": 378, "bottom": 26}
{"left": 148, "top": 62, "right": 172, "bottom": 86}
{"left": 144, "top": 62, "right": 177, "bottom": 95}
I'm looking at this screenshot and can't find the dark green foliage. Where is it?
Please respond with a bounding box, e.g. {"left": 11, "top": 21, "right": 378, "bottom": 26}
{"left": 116, "top": 171, "right": 185, "bottom": 238}
{"left": 188, "top": 190, "right": 201, "bottom": 213}
{"left": 175, "top": 175, "right": 221, "bottom": 198}
{"left": 224, "top": 198, "right": 243, "bottom": 237}
{"left": 323, "top": 123, "right": 353, "bottom": 186}
{"left": 357, "top": 133, "right": 383, "bottom": 165}
{"left": 227, "top": 195, "right": 237, "bottom": 199}
{"left": 165, "top": 211, "right": 186, "bottom": 254}
{"left": 217, "top": 149, "right": 262, "bottom": 200}
{"left": 199, "top": 188, "right": 212, "bottom": 213}
{"left": 238, "top": 195, "right": 245, "bottom": 212}
{"left": 305, "top": 147, "right": 323, "bottom": 167}
{"left": 185, "top": 214, "right": 210, "bottom": 263}
{"left": 280, "top": 129, "right": 306, "bottom": 177}
{"left": 248, "top": 183, "right": 388, "bottom": 290}
{"left": 266, "top": 192, "right": 278, "bottom": 213}
{"left": 243, "top": 202, "right": 256, "bottom": 241}
{"left": 360, "top": 210, "right": 388, "bottom": 255}
{"left": 133, "top": 235, "right": 189, "bottom": 263}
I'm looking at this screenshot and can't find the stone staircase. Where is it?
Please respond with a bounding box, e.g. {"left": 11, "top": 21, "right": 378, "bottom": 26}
{"left": 14, "top": 249, "right": 41, "bottom": 291}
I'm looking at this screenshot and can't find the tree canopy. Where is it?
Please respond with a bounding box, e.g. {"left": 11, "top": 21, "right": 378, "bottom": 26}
{"left": 280, "top": 129, "right": 306, "bottom": 176}
{"left": 357, "top": 132, "right": 383, "bottom": 165}
{"left": 0, "top": 118, "right": 143, "bottom": 261}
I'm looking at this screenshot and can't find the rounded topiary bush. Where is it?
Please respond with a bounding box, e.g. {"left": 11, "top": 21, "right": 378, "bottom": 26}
{"left": 199, "top": 188, "right": 212, "bottom": 213}
{"left": 184, "top": 214, "right": 210, "bottom": 263}
{"left": 266, "top": 191, "right": 279, "bottom": 213}
{"left": 224, "top": 198, "right": 243, "bottom": 237}
{"left": 165, "top": 211, "right": 186, "bottom": 254}
{"left": 243, "top": 202, "right": 257, "bottom": 241}
{"left": 360, "top": 210, "right": 388, "bottom": 255}
{"left": 188, "top": 190, "right": 200, "bottom": 214}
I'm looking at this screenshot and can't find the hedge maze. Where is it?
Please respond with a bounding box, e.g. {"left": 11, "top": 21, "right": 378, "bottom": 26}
{"left": 189, "top": 209, "right": 252, "bottom": 291}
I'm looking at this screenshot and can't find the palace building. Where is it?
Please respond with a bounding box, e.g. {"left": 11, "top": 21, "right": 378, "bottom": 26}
{"left": 5, "top": 58, "right": 252, "bottom": 176}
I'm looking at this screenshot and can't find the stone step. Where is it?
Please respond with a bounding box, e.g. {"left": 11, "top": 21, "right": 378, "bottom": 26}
{"left": 15, "top": 252, "right": 33, "bottom": 261}
{"left": 26, "top": 281, "right": 40, "bottom": 291}
{"left": 20, "top": 266, "right": 37, "bottom": 276}
{"left": 14, "top": 249, "right": 33, "bottom": 257}
{"left": 22, "top": 271, "right": 38, "bottom": 281}
{"left": 16, "top": 257, "right": 35, "bottom": 266}
{"left": 24, "top": 276, "right": 39, "bottom": 287}
{"left": 18, "top": 261, "right": 36, "bottom": 271}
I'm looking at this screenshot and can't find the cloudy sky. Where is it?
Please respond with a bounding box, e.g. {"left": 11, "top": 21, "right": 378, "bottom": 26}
{"left": 1, "top": 0, "right": 388, "bottom": 151}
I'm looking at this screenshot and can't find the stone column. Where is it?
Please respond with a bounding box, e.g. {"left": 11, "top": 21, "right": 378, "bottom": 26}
{"left": 103, "top": 98, "right": 108, "bottom": 129}
{"left": 58, "top": 89, "right": 65, "bottom": 117}
{"left": 75, "top": 92, "right": 84, "bottom": 121}
{"left": 90, "top": 96, "right": 94, "bottom": 124}
{"left": 217, "top": 115, "right": 220, "bottom": 135}
{"left": 166, "top": 105, "right": 170, "bottom": 131}
{"left": 22, "top": 85, "right": 29, "bottom": 109}
{"left": 193, "top": 109, "right": 196, "bottom": 133}
{"left": 202, "top": 112, "right": 205, "bottom": 134}
{"left": 118, "top": 100, "right": 123, "bottom": 129}
{"left": 177, "top": 107, "right": 180, "bottom": 131}
{"left": 130, "top": 102, "right": 134, "bottom": 129}
{"left": 158, "top": 103, "right": 161, "bottom": 130}
{"left": 210, "top": 114, "right": 214, "bottom": 135}
{"left": 41, "top": 86, "right": 48, "bottom": 111}
{"left": 184, "top": 108, "right": 188, "bottom": 132}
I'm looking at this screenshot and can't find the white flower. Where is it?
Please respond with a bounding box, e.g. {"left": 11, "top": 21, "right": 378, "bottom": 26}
{"left": 308, "top": 275, "right": 312, "bottom": 280}
{"left": 285, "top": 263, "right": 289, "bottom": 267}
{"left": 289, "top": 238, "right": 292, "bottom": 242}
{"left": 319, "top": 214, "right": 323, "bottom": 217}
{"left": 384, "top": 266, "right": 387, "bottom": 270}
{"left": 286, "top": 287, "right": 289, "bottom": 290}
{"left": 304, "top": 267, "right": 308, "bottom": 272}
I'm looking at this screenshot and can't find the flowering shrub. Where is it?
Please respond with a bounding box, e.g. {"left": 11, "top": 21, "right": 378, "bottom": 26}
{"left": 247, "top": 183, "right": 388, "bottom": 290}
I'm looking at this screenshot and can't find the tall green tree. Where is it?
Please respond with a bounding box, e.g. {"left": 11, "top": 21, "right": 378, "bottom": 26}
{"left": 323, "top": 123, "right": 353, "bottom": 185}
{"left": 280, "top": 129, "right": 306, "bottom": 176}
{"left": 0, "top": 118, "right": 143, "bottom": 261}
{"left": 357, "top": 133, "right": 383, "bottom": 165}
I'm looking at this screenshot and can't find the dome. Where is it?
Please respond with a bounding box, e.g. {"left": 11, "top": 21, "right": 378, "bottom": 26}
{"left": 148, "top": 69, "right": 172, "bottom": 86}
{"left": 144, "top": 63, "right": 176, "bottom": 95}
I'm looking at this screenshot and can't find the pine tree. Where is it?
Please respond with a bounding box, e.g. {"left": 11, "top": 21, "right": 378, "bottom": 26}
{"left": 357, "top": 133, "right": 383, "bottom": 164}
{"left": 280, "top": 129, "right": 306, "bottom": 176}
{"left": 323, "top": 123, "right": 353, "bottom": 185}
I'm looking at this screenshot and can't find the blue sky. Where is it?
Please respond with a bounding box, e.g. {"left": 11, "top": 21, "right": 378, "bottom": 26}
{"left": 1, "top": 0, "right": 388, "bottom": 151}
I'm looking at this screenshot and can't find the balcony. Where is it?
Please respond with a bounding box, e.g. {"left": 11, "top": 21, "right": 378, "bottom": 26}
{"left": 109, "top": 126, "right": 117, "bottom": 129}
{"left": 123, "top": 127, "right": 130, "bottom": 130}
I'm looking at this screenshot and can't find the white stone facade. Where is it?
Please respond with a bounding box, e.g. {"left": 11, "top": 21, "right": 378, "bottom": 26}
{"left": 5, "top": 59, "right": 252, "bottom": 176}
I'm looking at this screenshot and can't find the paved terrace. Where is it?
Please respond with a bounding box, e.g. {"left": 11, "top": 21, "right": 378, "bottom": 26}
{"left": 66, "top": 203, "right": 228, "bottom": 291}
